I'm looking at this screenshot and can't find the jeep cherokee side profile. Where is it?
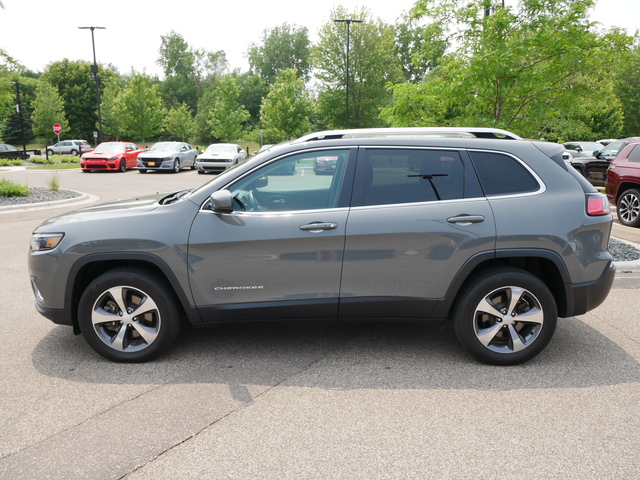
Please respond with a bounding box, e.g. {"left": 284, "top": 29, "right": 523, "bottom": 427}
{"left": 29, "top": 128, "right": 615, "bottom": 365}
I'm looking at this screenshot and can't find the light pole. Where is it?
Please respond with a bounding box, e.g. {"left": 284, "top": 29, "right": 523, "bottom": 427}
{"left": 334, "top": 18, "right": 362, "bottom": 129}
{"left": 10, "top": 81, "right": 27, "bottom": 160}
{"left": 78, "top": 26, "right": 105, "bottom": 144}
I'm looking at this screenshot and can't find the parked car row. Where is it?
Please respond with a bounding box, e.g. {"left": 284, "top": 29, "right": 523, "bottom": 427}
{"left": 605, "top": 138, "right": 640, "bottom": 227}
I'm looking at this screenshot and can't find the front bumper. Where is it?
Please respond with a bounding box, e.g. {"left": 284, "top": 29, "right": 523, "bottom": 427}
{"left": 138, "top": 159, "right": 173, "bottom": 170}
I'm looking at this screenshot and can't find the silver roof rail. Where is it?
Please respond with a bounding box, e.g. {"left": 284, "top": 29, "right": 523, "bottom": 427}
{"left": 293, "top": 127, "right": 523, "bottom": 143}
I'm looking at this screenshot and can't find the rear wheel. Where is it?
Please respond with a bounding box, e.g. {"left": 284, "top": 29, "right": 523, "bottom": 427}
{"left": 78, "top": 268, "right": 181, "bottom": 362}
{"left": 71, "top": 149, "right": 78, "bottom": 156}
{"left": 617, "top": 188, "right": 640, "bottom": 227}
{"left": 452, "top": 267, "right": 557, "bottom": 365}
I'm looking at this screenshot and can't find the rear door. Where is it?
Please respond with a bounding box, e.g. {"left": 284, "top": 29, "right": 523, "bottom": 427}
{"left": 339, "top": 147, "right": 496, "bottom": 319}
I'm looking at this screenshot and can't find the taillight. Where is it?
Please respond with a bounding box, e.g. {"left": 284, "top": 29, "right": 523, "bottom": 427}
{"left": 586, "top": 194, "right": 610, "bottom": 216}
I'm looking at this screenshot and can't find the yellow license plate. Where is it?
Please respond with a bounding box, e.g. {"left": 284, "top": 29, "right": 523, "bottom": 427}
{"left": 148, "top": 162, "right": 156, "bottom": 166}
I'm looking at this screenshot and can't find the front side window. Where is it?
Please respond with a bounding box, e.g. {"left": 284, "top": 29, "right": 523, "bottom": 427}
{"left": 228, "top": 149, "right": 351, "bottom": 212}
{"left": 361, "top": 149, "right": 465, "bottom": 206}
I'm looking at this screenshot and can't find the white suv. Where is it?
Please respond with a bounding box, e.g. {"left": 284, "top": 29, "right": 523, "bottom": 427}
{"left": 46, "top": 140, "right": 92, "bottom": 156}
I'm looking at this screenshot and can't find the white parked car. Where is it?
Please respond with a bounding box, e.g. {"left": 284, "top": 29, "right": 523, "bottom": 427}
{"left": 46, "top": 140, "right": 92, "bottom": 156}
{"left": 195, "top": 143, "right": 247, "bottom": 174}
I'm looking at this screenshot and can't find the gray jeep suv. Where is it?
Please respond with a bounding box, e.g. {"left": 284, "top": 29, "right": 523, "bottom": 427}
{"left": 29, "top": 128, "right": 615, "bottom": 365}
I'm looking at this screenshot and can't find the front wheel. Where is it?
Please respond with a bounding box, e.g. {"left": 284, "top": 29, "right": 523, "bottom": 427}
{"left": 172, "top": 159, "right": 180, "bottom": 173}
{"left": 617, "top": 188, "right": 640, "bottom": 227}
{"left": 119, "top": 159, "right": 126, "bottom": 172}
{"left": 78, "top": 268, "right": 181, "bottom": 362}
{"left": 452, "top": 267, "right": 557, "bottom": 366}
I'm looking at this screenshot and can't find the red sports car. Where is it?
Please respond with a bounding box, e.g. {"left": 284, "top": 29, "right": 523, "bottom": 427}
{"left": 80, "top": 142, "right": 145, "bottom": 172}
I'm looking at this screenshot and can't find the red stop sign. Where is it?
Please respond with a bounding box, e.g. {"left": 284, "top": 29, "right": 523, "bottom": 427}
{"left": 53, "top": 123, "right": 62, "bottom": 134}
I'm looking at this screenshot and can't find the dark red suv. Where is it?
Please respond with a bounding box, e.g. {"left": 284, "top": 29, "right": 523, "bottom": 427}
{"left": 605, "top": 139, "right": 640, "bottom": 227}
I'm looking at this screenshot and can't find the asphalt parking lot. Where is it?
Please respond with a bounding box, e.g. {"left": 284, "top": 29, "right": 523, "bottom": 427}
{"left": 1, "top": 167, "right": 639, "bottom": 479}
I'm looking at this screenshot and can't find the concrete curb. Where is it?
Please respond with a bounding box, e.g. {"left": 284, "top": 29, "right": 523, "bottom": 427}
{"left": 0, "top": 190, "right": 100, "bottom": 214}
{"left": 611, "top": 237, "right": 640, "bottom": 273}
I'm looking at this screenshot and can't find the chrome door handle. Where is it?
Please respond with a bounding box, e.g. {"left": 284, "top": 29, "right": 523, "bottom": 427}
{"left": 446, "top": 215, "right": 485, "bottom": 225}
{"left": 299, "top": 222, "right": 338, "bottom": 232}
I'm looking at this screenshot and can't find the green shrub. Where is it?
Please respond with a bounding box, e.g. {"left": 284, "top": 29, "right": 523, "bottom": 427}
{"left": 0, "top": 159, "right": 24, "bottom": 167}
{"left": 0, "top": 178, "right": 30, "bottom": 197}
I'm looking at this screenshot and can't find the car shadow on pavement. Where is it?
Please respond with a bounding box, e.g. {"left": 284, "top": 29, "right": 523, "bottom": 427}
{"left": 31, "top": 317, "right": 639, "bottom": 392}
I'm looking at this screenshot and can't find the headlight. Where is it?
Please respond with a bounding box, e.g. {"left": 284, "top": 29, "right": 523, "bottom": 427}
{"left": 109, "top": 155, "right": 119, "bottom": 160}
{"left": 30, "top": 233, "right": 64, "bottom": 251}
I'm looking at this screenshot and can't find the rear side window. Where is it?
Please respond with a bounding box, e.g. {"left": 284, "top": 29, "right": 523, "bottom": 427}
{"left": 627, "top": 145, "right": 640, "bottom": 163}
{"left": 470, "top": 151, "right": 539, "bottom": 196}
{"left": 361, "top": 149, "right": 465, "bottom": 206}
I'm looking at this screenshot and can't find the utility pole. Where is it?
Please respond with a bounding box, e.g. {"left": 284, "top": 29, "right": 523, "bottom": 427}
{"left": 334, "top": 18, "right": 363, "bottom": 129}
{"left": 11, "top": 81, "right": 27, "bottom": 160}
{"left": 78, "top": 26, "right": 106, "bottom": 143}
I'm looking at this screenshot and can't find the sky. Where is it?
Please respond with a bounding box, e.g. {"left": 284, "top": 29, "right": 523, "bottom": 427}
{"left": 2, "top": 0, "right": 639, "bottom": 78}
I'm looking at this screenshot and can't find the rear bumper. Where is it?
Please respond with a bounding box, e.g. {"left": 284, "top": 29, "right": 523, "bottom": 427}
{"left": 564, "top": 261, "right": 616, "bottom": 317}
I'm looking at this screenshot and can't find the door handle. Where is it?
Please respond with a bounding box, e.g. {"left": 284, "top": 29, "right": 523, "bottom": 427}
{"left": 299, "top": 222, "right": 338, "bottom": 232}
{"left": 446, "top": 215, "right": 485, "bottom": 225}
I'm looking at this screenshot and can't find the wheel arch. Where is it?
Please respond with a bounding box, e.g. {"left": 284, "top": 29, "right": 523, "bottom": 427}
{"left": 615, "top": 182, "right": 640, "bottom": 204}
{"left": 66, "top": 253, "right": 200, "bottom": 334}
{"left": 433, "top": 249, "right": 570, "bottom": 320}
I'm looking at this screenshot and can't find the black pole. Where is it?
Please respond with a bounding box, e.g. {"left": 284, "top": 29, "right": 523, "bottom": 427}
{"left": 334, "top": 19, "right": 362, "bottom": 129}
{"left": 11, "top": 82, "right": 27, "bottom": 160}
{"left": 79, "top": 26, "right": 105, "bottom": 143}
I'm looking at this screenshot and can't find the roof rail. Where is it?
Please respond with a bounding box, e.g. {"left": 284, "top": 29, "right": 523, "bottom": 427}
{"left": 293, "top": 127, "right": 522, "bottom": 143}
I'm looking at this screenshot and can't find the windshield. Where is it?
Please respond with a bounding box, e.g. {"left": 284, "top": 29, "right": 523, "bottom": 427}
{"left": 96, "top": 142, "right": 125, "bottom": 152}
{"left": 150, "top": 142, "right": 179, "bottom": 152}
{"left": 206, "top": 145, "right": 236, "bottom": 154}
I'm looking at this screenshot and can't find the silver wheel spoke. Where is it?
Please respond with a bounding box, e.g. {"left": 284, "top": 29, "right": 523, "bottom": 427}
{"left": 507, "top": 325, "right": 527, "bottom": 352}
{"left": 130, "top": 321, "right": 159, "bottom": 345}
{"left": 516, "top": 306, "right": 544, "bottom": 326}
{"left": 506, "top": 286, "right": 526, "bottom": 316}
{"left": 111, "top": 324, "right": 129, "bottom": 352}
{"left": 476, "top": 323, "right": 504, "bottom": 347}
{"left": 477, "top": 297, "right": 504, "bottom": 318}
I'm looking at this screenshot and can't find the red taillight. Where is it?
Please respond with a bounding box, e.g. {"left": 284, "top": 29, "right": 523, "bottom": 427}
{"left": 587, "top": 194, "right": 610, "bottom": 216}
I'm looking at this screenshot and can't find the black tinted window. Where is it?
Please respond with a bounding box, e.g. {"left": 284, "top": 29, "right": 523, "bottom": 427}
{"left": 627, "top": 145, "right": 640, "bottom": 163}
{"left": 470, "top": 151, "right": 539, "bottom": 196}
{"left": 362, "top": 149, "right": 465, "bottom": 206}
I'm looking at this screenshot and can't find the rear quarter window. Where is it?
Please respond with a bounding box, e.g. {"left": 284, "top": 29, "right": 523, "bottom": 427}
{"left": 469, "top": 151, "right": 539, "bottom": 196}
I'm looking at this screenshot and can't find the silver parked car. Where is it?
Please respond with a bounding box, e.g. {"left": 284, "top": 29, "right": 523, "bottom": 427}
{"left": 46, "top": 140, "right": 92, "bottom": 156}
{"left": 29, "top": 127, "right": 615, "bottom": 365}
{"left": 136, "top": 141, "right": 198, "bottom": 173}
{"left": 195, "top": 143, "right": 247, "bottom": 174}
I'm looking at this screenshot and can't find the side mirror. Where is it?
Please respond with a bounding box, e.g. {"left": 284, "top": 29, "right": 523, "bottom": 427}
{"left": 210, "top": 190, "right": 234, "bottom": 213}
{"left": 593, "top": 150, "right": 601, "bottom": 158}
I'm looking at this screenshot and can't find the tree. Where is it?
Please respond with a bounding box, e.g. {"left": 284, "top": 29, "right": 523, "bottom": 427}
{"left": 236, "top": 72, "right": 269, "bottom": 128}
{"left": 382, "top": 0, "right": 633, "bottom": 140}
{"left": 41, "top": 59, "right": 118, "bottom": 141}
{"left": 207, "top": 77, "right": 250, "bottom": 143}
{"left": 165, "top": 103, "right": 194, "bottom": 141}
{"left": 247, "top": 23, "right": 311, "bottom": 84}
{"left": 0, "top": 74, "right": 36, "bottom": 145}
{"left": 119, "top": 73, "right": 165, "bottom": 144}
{"left": 311, "top": 6, "right": 403, "bottom": 129}
{"left": 614, "top": 40, "right": 640, "bottom": 137}
{"left": 260, "top": 68, "right": 312, "bottom": 141}
{"left": 99, "top": 75, "right": 125, "bottom": 141}
{"left": 394, "top": 14, "right": 447, "bottom": 83}
{"left": 30, "top": 81, "right": 69, "bottom": 143}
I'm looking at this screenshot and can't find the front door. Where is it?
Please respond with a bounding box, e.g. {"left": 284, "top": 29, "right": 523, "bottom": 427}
{"left": 188, "top": 148, "right": 355, "bottom": 322}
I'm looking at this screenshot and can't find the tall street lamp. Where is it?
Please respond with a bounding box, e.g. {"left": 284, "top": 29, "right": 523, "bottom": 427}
{"left": 10, "top": 81, "right": 27, "bottom": 160}
{"left": 334, "top": 18, "right": 362, "bottom": 129}
{"left": 78, "top": 26, "right": 106, "bottom": 144}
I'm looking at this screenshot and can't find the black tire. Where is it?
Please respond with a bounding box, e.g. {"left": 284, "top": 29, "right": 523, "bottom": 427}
{"left": 71, "top": 149, "right": 79, "bottom": 156}
{"left": 77, "top": 268, "right": 181, "bottom": 362}
{"left": 119, "top": 159, "right": 127, "bottom": 172}
{"left": 46, "top": 149, "right": 53, "bottom": 156}
{"left": 172, "top": 159, "right": 180, "bottom": 173}
{"left": 616, "top": 188, "right": 640, "bottom": 227}
{"left": 197, "top": 169, "right": 204, "bottom": 174}
{"left": 139, "top": 169, "right": 147, "bottom": 174}
{"left": 452, "top": 267, "right": 557, "bottom": 366}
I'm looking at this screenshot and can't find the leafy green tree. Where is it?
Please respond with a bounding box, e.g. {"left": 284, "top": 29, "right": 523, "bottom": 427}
{"left": 41, "top": 59, "right": 118, "bottom": 141}
{"left": 248, "top": 23, "right": 311, "bottom": 84}
{"left": 30, "top": 81, "right": 69, "bottom": 143}
{"left": 383, "top": 0, "right": 632, "bottom": 140}
{"left": 193, "top": 86, "right": 218, "bottom": 144}
{"left": 237, "top": 72, "right": 269, "bottom": 128}
{"left": 208, "top": 77, "right": 250, "bottom": 142}
{"left": 260, "top": 68, "right": 312, "bottom": 141}
{"left": 0, "top": 74, "right": 36, "bottom": 144}
{"left": 99, "top": 75, "right": 125, "bottom": 141}
{"left": 311, "top": 6, "right": 403, "bottom": 129}
{"left": 119, "top": 73, "right": 165, "bottom": 144}
{"left": 165, "top": 103, "right": 194, "bottom": 141}
{"left": 394, "top": 14, "right": 447, "bottom": 83}
{"left": 614, "top": 41, "right": 640, "bottom": 137}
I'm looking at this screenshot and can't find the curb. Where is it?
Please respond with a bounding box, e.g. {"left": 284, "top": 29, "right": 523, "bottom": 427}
{"left": 611, "top": 237, "right": 640, "bottom": 273}
{"left": 0, "top": 190, "right": 99, "bottom": 214}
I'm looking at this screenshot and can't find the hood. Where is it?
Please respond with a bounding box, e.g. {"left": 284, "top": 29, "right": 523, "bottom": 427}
{"left": 36, "top": 193, "right": 166, "bottom": 230}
